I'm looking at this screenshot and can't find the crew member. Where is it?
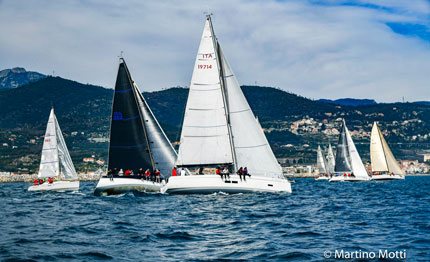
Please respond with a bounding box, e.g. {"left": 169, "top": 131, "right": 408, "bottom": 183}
{"left": 145, "top": 169, "right": 151, "bottom": 180}
{"left": 172, "top": 167, "right": 177, "bottom": 177}
{"left": 48, "top": 177, "right": 53, "bottom": 184}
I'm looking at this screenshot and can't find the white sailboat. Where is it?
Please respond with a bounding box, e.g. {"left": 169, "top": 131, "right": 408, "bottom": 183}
{"left": 162, "top": 15, "right": 291, "bottom": 194}
{"left": 28, "top": 108, "right": 79, "bottom": 191}
{"left": 94, "top": 59, "right": 177, "bottom": 196}
{"left": 315, "top": 145, "right": 330, "bottom": 180}
{"left": 326, "top": 143, "right": 335, "bottom": 174}
{"left": 370, "top": 121, "right": 405, "bottom": 181}
{"left": 329, "top": 119, "right": 371, "bottom": 182}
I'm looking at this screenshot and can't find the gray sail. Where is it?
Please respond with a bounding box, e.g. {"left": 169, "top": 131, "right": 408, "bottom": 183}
{"left": 334, "top": 120, "right": 352, "bottom": 173}
{"left": 55, "top": 115, "right": 78, "bottom": 180}
{"left": 134, "top": 86, "right": 177, "bottom": 178}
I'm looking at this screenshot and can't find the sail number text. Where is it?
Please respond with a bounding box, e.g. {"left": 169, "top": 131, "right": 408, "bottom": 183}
{"left": 198, "top": 64, "right": 213, "bottom": 69}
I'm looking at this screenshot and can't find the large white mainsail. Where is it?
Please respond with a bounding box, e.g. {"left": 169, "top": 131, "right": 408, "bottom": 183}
{"left": 326, "top": 144, "right": 335, "bottom": 174}
{"left": 344, "top": 120, "right": 369, "bottom": 179}
{"left": 176, "top": 18, "right": 233, "bottom": 167}
{"left": 370, "top": 122, "right": 404, "bottom": 175}
{"left": 219, "top": 46, "right": 283, "bottom": 178}
{"left": 317, "top": 145, "right": 328, "bottom": 174}
{"left": 38, "top": 109, "right": 59, "bottom": 178}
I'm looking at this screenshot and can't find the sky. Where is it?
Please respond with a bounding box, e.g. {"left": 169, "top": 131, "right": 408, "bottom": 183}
{"left": 0, "top": 0, "right": 429, "bottom": 102}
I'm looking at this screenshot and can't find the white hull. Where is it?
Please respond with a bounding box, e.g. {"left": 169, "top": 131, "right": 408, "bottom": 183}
{"left": 315, "top": 176, "right": 330, "bottom": 181}
{"left": 372, "top": 174, "right": 405, "bottom": 181}
{"left": 161, "top": 174, "right": 292, "bottom": 194}
{"left": 28, "top": 181, "right": 79, "bottom": 192}
{"left": 94, "top": 177, "right": 164, "bottom": 196}
{"left": 329, "top": 175, "right": 371, "bottom": 182}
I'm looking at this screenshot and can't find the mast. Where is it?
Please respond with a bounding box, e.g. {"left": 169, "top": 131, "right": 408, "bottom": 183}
{"left": 207, "top": 14, "right": 237, "bottom": 171}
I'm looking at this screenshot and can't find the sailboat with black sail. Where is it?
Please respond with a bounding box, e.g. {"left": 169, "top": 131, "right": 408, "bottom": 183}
{"left": 94, "top": 59, "right": 177, "bottom": 196}
{"left": 329, "top": 119, "right": 371, "bottom": 182}
{"left": 370, "top": 121, "right": 405, "bottom": 180}
{"left": 162, "top": 15, "right": 291, "bottom": 194}
{"left": 28, "top": 108, "right": 79, "bottom": 192}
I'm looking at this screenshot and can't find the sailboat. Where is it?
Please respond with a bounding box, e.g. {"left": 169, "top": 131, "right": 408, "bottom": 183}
{"left": 370, "top": 121, "right": 405, "bottom": 180}
{"left": 28, "top": 108, "right": 79, "bottom": 191}
{"left": 315, "top": 145, "right": 330, "bottom": 180}
{"left": 329, "top": 119, "right": 371, "bottom": 182}
{"left": 94, "top": 58, "right": 177, "bottom": 196}
{"left": 162, "top": 15, "right": 291, "bottom": 194}
{"left": 326, "top": 143, "right": 335, "bottom": 174}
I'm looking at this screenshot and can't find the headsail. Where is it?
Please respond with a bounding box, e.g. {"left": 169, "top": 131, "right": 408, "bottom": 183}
{"left": 220, "top": 46, "right": 283, "bottom": 178}
{"left": 108, "top": 60, "right": 153, "bottom": 174}
{"left": 370, "top": 122, "right": 404, "bottom": 175}
{"left": 55, "top": 115, "right": 78, "bottom": 180}
{"left": 334, "top": 120, "right": 352, "bottom": 173}
{"left": 344, "top": 120, "right": 369, "bottom": 179}
{"left": 317, "top": 145, "right": 327, "bottom": 174}
{"left": 134, "top": 85, "right": 177, "bottom": 177}
{"left": 38, "top": 109, "right": 59, "bottom": 178}
{"left": 176, "top": 17, "right": 233, "bottom": 167}
{"left": 326, "top": 144, "right": 335, "bottom": 174}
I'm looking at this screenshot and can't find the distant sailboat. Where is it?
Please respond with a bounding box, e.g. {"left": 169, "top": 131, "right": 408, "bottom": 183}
{"left": 370, "top": 121, "right": 405, "bottom": 180}
{"left": 326, "top": 143, "right": 335, "bottom": 174}
{"left": 329, "top": 119, "right": 371, "bottom": 182}
{"left": 162, "top": 15, "right": 291, "bottom": 194}
{"left": 28, "top": 108, "right": 79, "bottom": 191}
{"left": 94, "top": 58, "right": 177, "bottom": 196}
{"left": 315, "top": 145, "right": 330, "bottom": 180}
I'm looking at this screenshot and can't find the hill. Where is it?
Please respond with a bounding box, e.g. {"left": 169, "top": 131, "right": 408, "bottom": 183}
{"left": 0, "top": 67, "right": 46, "bottom": 89}
{"left": 318, "top": 98, "right": 377, "bottom": 107}
{"left": 0, "top": 76, "right": 429, "bottom": 172}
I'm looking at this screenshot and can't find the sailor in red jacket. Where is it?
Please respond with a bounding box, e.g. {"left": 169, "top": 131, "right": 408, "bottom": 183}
{"left": 48, "top": 177, "right": 53, "bottom": 184}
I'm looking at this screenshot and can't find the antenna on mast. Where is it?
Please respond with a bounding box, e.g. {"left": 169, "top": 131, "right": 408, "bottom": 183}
{"left": 118, "top": 51, "right": 124, "bottom": 62}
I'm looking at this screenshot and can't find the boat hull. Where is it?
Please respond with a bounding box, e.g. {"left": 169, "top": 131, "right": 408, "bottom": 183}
{"left": 94, "top": 177, "right": 164, "bottom": 196}
{"left": 329, "top": 175, "right": 371, "bottom": 182}
{"left": 28, "top": 181, "right": 79, "bottom": 192}
{"left": 372, "top": 174, "right": 405, "bottom": 181}
{"left": 162, "top": 174, "right": 292, "bottom": 194}
{"left": 315, "top": 176, "right": 330, "bottom": 181}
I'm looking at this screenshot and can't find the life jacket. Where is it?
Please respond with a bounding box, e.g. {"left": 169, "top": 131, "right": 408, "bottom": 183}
{"left": 172, "top": 169, "right": 177, "bottom": 176}
{"left": 216, "top": 169, "right": 221, "bottom": 174}
{"left": 145, "top": 171, "right": 150, "bottom": 177}
{"left": 34, "top": 179, "right": 38, "bottom": 185}
{"left": 48, "top": 177, "right": 53, "bottom": 183}
{"left": 125, "top": 170, "right": 131, "bottom": 176}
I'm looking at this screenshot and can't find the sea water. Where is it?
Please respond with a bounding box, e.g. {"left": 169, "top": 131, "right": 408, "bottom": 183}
{"left": 0, "top": 177, "right": 429, "bottom": 261}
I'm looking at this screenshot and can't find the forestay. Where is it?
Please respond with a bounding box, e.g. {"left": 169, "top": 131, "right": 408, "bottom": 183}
{"left": 176, "top": 19, "right": 233, "bottom": 167}
{"left": 220, "top": 46, "right": 283, "bottom": 178}
{"left": 38, "top": 109, "right": 59, "bottom": 178}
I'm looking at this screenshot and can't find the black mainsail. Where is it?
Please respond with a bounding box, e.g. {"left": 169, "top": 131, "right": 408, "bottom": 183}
{"left": 334, "top": 120, "right": 352, "bottom": 173}
{"left": 108, "top": 59, "right": 153, "bottom": 174}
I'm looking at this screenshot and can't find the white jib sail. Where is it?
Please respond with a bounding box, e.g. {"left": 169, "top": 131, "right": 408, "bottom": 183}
{"left": 38, "top": 109, "right": 59, "bottom": 178}
{"left": 220, "top": 46, "right": 283, "bottom": 178}
{"left": 326, "top": 144, "right": 335, "bottom": 174}
{"left": 345, "top": 122, "right": 369, "bottom": 179}
{"left": 317, "top": 145, "right": 327, "bottom": 174}
{"left": 54, "top": 114, "right": 78, "bottom": 180}
{"left": 176, "top": 19, "right": 233, "bottom": 166}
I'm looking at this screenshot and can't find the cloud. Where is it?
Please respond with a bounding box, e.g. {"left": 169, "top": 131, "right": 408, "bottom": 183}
{"left": 0, "top": 0, "right": 428, "bottom": 102}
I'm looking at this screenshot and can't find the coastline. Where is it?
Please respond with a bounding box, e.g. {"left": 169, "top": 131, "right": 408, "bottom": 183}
{"left": 0, "top": 173, "right": 101, "bottom": 183}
